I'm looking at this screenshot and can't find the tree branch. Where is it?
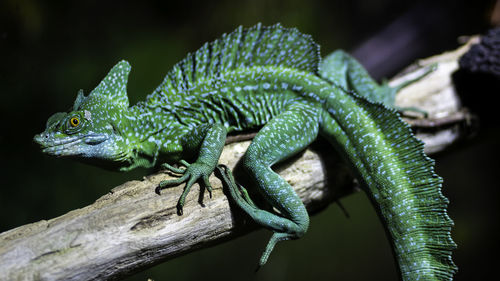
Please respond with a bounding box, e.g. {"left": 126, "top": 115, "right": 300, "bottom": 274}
{"left": 0, "top": 41, "right": 476, "bottom": 280}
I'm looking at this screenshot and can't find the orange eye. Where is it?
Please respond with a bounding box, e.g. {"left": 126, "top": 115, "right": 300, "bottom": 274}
{"left": 70, "top": 117, "right": 80, "bottom": 127}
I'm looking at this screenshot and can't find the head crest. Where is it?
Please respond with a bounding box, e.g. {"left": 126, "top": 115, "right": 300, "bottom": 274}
{"left": 85, "top": 60, "right": 131, "bottom": 108}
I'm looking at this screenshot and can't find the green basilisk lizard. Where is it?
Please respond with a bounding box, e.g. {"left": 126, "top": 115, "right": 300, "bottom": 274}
{"left": 34, "top": 23, "right": 456, "bottom": 281}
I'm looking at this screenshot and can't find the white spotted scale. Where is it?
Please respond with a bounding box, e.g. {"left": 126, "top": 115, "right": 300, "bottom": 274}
{"left": 34, "top": 23, "right": 456, "bottom": 281}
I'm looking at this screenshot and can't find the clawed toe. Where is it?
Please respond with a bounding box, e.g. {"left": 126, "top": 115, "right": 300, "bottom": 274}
{"left": 157, "top": 161, "right": 216, "bottom": 216}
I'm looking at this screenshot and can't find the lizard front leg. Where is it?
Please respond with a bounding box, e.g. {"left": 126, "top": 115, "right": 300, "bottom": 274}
{"left": 219, "top": 102, "right": 320, "bottom": 268}
{"left": 156, "top": 123, "right": 227, "bottom": 215}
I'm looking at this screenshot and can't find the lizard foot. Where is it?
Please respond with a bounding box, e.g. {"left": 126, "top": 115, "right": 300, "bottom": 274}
{"left": 216, "top": 164, "right": 258, "bottom": 209}
{"left": 156, "top": 160, "right": 214, "bottom": 215}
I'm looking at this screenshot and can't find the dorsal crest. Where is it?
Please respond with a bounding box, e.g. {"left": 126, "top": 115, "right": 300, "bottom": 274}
{"left": 149, "top": 23, "right": 321, "bottom": 99}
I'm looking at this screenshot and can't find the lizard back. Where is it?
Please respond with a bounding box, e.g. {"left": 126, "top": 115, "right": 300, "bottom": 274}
{"left": 139, "top": 24, "right": 458, "bottom": 280}
{"left": 145, "top": 23, "right": 320, "bottom": 106}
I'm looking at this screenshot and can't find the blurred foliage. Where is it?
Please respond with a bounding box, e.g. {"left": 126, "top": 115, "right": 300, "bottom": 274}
{"left": 0, "top": 0, "right": 498, "bottom": 280}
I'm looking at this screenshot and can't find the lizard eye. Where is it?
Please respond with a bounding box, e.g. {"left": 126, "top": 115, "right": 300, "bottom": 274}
{"left": 70, "top": 117, "right": 80, "bottom": 127}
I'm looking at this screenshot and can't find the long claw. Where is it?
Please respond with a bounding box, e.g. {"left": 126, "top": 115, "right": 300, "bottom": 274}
{"left": 203, "top": 176, "right": 213, "bottom": 198}
{"left": 176, "top": 175, "right": 197, "bottom": 215}
{"left": 176, "top": 204, "right": 184, "bottom": 216}
{"left": 154, "top": 185, "right": 163, "bottom": 195}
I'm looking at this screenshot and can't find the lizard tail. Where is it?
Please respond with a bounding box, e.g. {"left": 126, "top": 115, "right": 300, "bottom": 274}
{"left": 319, "top": 89, "right": 457, "bottom": 281}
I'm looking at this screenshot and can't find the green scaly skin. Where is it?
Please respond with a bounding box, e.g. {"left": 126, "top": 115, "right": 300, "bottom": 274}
{"left": 34, "top": 23, "right": 456, "bottom": 280}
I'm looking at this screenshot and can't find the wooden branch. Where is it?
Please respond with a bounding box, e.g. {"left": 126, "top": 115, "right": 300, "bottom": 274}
{"left": 0, "top": 41, "right": 476, "bottom": 280}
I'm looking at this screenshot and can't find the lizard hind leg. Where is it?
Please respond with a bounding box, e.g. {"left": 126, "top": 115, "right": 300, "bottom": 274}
{"left": 226, "top": 102, "right": 320, "bottom": 267}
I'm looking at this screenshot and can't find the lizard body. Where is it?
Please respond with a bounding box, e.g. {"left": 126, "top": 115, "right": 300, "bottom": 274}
{"left": 34, "top": 23, "right": 456, "bottom": 280}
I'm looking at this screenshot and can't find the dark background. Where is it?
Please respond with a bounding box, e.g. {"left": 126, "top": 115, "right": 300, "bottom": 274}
{"left": 1, "top": 0, "right": 498, "bottom": 280}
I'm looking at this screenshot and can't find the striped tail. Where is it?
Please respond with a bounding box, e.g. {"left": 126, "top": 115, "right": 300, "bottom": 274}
{"left": 319, "top": 88, "right": 457, "bottom": 280}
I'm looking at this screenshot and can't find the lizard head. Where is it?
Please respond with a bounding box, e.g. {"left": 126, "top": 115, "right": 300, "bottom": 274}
{"left": 34, "top": 61, "right": 134, "bottom": 169}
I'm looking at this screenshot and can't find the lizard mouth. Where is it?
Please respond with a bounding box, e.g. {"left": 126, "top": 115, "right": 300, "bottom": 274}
{"left": 33, "top": 133, "right": 108, "bottom": 156}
